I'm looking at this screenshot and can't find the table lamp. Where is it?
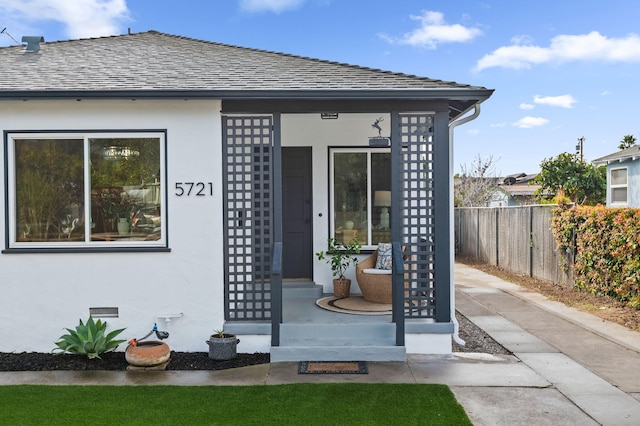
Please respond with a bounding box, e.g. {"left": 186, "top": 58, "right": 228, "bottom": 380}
{"left": 374, "top": 190, "right": 391, "bottom": 229}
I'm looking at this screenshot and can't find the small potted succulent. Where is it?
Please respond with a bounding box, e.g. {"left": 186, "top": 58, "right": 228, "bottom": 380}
{"left": 316, "top": 236, "right": 361, "bottom": 298}
{"left": 206, "top": 329, "right": 240, "bottom": 360}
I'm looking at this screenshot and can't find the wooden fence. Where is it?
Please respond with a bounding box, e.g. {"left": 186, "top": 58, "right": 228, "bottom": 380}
{"left": 455, "top": 205, "right": 573, "bottom": 286}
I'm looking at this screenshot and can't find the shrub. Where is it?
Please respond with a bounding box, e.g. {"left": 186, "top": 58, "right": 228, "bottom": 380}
{"left": 551, "top": 205, "right": 640, "bottom": 308}
{"left": 53, "top": 316, "right": 126, "bottom": 359}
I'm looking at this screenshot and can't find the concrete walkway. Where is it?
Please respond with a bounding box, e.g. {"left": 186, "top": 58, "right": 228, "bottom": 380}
{"left": 452, "top": 263, "right": 640, "bottom": 425}
{"left": 2, "top": 263, "right": 640, "bottom": 425}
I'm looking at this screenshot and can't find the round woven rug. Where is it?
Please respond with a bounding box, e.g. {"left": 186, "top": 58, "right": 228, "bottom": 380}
{"left": 315, "top": 296, "right": 392, "bottom": 315}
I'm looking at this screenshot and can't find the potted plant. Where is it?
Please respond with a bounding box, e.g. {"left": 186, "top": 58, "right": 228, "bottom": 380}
{"left": 206, "top": 329, "right": 240, "bottom": 360}
{"left": 97, "top": 190, "right": 136, "bottom": 234}
{"left": 316, "top": 236, "right": 361, "bottom": 298}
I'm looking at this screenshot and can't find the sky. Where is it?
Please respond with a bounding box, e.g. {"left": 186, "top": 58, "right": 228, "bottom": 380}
{"left": 1, "top": 0, "right": 639, "bottom": 175}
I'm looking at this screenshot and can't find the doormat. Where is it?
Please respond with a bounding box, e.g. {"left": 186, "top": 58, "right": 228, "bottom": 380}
{"left": 298, "top": 361, "right": 368, "bottom": 374}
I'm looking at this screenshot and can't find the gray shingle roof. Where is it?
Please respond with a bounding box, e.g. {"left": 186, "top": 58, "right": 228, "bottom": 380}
{"left": 0, "top": 31, "right": 492, "bottom": 111}
{"left": 592, "top": 145, "right": 640, "bottom": 166}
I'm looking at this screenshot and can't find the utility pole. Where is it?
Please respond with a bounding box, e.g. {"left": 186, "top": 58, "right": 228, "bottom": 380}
{"left": 576, "top": 137, "right": 585, "bottom": 162}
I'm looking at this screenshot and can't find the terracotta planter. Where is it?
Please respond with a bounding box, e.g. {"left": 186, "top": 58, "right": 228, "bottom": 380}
{"left": 333, "top": 277, "right": 351, "bottom": 299}
{"left": 125, "top": 341, "right": 170, "bottom": 368}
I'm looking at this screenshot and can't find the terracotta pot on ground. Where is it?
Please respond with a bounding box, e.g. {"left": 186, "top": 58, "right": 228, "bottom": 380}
{"left": 125, "top": 341, "right": 170, "bottom": 370}
{"left": 333, "top": 277, "right": 351, "bottom": 298}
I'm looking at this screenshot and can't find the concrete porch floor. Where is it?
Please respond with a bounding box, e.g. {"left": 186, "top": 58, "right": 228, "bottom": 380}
{"left": 282, "top": 294, "right": 394, "bottom": 325}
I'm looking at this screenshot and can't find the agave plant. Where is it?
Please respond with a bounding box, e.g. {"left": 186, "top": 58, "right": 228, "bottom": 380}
{"left": 53, "top": 316, "right": 126, "bottom": 359}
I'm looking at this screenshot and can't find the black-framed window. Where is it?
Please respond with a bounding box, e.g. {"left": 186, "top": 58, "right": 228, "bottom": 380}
{"left": 329, "top": 147, "right": 391, "bottom": 248}
{"left": 5, "top": 131, "right": 167, "bottom": 250}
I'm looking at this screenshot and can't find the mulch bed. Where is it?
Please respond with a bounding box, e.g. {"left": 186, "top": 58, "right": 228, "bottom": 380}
{"left": 0, "top": 352, "right": 270, "bottom": 371}
{"left": 0, "top": 313, "right": 509, "bottom": 371}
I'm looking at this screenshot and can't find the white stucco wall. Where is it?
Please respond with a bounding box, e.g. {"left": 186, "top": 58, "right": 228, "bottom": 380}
{"left": 0, "top": 99, "right": 225, "bottom": 352}
{"left": 1, "top": 106, "right": 448, "bottom": 355}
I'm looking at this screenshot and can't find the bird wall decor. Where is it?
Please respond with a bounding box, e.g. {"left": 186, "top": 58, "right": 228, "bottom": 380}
{"left": 372, "top": 117, "right": 383, "bottom": 136}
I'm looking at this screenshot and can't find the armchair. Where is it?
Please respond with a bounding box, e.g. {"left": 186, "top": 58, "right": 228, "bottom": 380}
{"left": 355, "top": 250, "right": 392, "bottom": 303}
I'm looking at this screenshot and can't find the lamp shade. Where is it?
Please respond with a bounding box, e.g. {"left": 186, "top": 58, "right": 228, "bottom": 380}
{"left": 373, "top": 190, "right": 391, "bottom": 207}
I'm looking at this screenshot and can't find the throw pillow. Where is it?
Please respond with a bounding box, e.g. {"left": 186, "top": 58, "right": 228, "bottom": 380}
{"left": 375, "top": 243, "right": 393, "bottom": 270}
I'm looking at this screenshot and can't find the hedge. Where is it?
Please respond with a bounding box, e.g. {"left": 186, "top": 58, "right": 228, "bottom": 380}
{"left": 551, "top": 205, "right": 640, "bottom": 309}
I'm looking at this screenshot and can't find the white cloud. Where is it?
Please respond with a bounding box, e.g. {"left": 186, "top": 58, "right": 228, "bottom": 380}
{"left": 519, "top": 103, "right": 535, "bottom": 110}
{"left": 510, "top": 34, "right": 534, "bottom": 45}
{"left": 475, "top": 31, "right": 640, "bottom": 71}
{"left": 239, "top": 0, "right": 305, "bottom": 13}
{"left": 381, "top": 10, "right": 482, "bottom": 49}
{"left": 490, "top": 122, "right": 507, "bottom": 128}
{"left": 513, "top": 116, "right": 549, "bottom": 129}
{"left": 533, "top": 94, "right": 576, "bottom": 108}
{"left": 467, "top": 129, "right": 480, "bottom": 135}
{"left": 0, "top": 0, "right": 129, "bottom": 39}
{"left": 600, "top": 90, "right": 613, "bottom": 96}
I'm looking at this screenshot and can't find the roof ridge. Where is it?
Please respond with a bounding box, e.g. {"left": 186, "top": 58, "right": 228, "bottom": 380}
{"left": 0, "top": 29, "right": 472, "bottom": 88}
{"left": 139, "top": 30, "right": 460, "bottom": 87}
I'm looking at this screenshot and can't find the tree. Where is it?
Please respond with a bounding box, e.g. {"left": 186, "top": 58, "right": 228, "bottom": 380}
{"left": 534, "top": 152, "right": 605, "bottom": 205}
{"left": 618, "top": 134, "right": 637, "bottom": 150}
{"left": 454, "top": 155, "right": 501, "bottom": 207}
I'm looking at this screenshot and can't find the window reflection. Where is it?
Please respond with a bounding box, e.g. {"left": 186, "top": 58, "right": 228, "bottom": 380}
{"left": 332, "top": 150, "right": 390, "bottom": 247}
{"left": 90, "top": 138, "right": 161, "bottom": 241}
{"left": 13, "top": 135, "right": 163, "bottom": 245}
{"left": 15, "top": 139, "right": 85, "bottom": 241}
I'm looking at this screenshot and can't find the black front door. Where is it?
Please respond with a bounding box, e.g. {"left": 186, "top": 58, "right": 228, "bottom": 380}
{"left": 282, "top": 147, "right": 313, "bottom": 279}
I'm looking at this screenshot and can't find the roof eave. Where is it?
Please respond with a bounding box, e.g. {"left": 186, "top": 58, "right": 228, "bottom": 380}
{"left": 593, "top": 156, "right": 638, "bottom": 166}
{"left": 0, "top": 88, "right": 493, "bottom": 101}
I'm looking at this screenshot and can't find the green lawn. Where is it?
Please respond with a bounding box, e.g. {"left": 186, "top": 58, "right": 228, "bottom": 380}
{"left": 0, "top": 383, "right": 471, "bottom": 425}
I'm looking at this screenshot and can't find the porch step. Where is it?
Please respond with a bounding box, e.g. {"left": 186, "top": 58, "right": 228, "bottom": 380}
{"left": 282, "top": 281, "right": 323, "bottom": 299}
{"left": 271, "top": 323, "right": 406, "bottom": 362}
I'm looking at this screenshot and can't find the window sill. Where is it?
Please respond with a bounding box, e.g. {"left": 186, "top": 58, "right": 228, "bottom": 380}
{"left": 2, "top": 247, "right": 171, "bottom": 254}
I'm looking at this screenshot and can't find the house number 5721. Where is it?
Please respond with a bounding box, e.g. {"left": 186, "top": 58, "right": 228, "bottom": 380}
{"left": 175, "top": 182, "right": 214, "bottom": 196}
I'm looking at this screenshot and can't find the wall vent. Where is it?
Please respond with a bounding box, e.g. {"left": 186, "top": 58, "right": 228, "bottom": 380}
{"left": 89, "top": 307, "right": 119, "bottom": 318}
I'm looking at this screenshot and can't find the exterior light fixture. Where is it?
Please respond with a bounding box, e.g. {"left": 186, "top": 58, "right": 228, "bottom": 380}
{"left": 321, "top": 112, "right": 339, "bottom": 119}
{"left": 369, "top": 137, "right": 390, "bottom": 147}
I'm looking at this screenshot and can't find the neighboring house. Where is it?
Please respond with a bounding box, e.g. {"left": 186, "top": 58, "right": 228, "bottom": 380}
{"left": 0, "top": 31, "right": 493, "bottom": 360}
{"left": 593, "top": 145, "right": 640, "bottom": 207}
{"left": 489, "top": 173, "right": 541, "bottom": 207}
{"left": 455, "top": 173, "right": 540, "bottom": 207}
